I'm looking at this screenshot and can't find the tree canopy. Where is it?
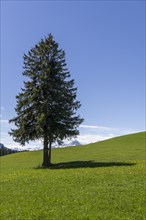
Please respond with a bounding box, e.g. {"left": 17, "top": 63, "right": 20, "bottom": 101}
{"left": 9, "top": 34, "right": 83, "bottom": 167}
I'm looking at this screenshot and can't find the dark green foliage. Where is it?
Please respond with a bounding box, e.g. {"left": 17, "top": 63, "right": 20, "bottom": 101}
{"left": 9, "top": 34, "right": 83, "bottom": 166}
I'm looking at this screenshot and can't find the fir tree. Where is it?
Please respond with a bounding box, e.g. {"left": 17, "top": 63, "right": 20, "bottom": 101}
{"left": 9, "top": 34, "right": 84, "bottom": 167}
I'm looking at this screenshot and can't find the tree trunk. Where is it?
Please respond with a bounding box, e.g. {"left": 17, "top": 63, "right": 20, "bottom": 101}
{"left": 48, "top": 141, "right": 52, "bottom": 165}
{"left": 42, "top": 133, "right": 49, "bottom": 168}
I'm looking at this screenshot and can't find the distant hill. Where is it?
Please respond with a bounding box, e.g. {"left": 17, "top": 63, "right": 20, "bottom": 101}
{"left": 15, "top": 139, "right": 82, "bottom": 151}
{"left": 0, "top": 139, "right": 81, "bottom": 153}
{"left": 59, "top": 139, "right": 81, "bottom": 147}
{"left": 0, "top": 143, "right": 19, "bottom": 156}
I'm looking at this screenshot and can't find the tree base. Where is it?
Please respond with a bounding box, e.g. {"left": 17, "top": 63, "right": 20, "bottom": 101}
{"left": 41, "top": 162, "right": 52, "bottom": 168}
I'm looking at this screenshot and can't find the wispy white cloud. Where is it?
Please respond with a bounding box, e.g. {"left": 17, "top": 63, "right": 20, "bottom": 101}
{"left": 77, "top": 134, "right": 112, "bottom": 145}
{"left": 78, "top": 124, "right": 141, "bottom": 145}
{"left": 79, "top": 124, "right": 111, "bottom": 130}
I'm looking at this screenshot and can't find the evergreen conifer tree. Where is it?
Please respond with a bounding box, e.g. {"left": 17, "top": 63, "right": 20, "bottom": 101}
{"left": 9, "top": 34, "right": 84, "bottom": 167}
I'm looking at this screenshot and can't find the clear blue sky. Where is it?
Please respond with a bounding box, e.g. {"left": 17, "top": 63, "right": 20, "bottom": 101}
{"left": 1, "top": 0, "right": 145, "bottom": 146}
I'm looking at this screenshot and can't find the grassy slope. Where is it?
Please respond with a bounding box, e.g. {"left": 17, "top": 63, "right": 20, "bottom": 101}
{"left": 0, "top": 132, "right": 145, "bottom": 220}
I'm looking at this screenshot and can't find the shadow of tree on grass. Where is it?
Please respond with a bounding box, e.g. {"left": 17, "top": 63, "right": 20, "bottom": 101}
{"left": 36, "top": 160, "right": 136, "bottom": 169}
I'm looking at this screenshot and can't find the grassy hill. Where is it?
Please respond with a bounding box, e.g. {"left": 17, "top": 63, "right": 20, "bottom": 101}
{"left": 0, "top": 132, "right": 145, "bottom": 220}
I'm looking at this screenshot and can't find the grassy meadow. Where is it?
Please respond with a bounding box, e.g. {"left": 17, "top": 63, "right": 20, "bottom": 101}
{"left": 0, "top": 132, "right": 145, "bottom": 220}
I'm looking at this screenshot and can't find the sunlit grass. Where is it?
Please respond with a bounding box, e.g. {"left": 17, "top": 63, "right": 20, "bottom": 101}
{"left": 0, "top": 132, "right": 145, "bottom": 220}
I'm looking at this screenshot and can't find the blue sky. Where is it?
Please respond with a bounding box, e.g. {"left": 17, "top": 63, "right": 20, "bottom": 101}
{"left": 1, "top": 1, "right": 145, "bottom": 149}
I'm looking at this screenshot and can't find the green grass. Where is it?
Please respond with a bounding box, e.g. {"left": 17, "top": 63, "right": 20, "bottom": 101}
{"left": 0, "top": 132, "right": 145, "bottom": 220}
